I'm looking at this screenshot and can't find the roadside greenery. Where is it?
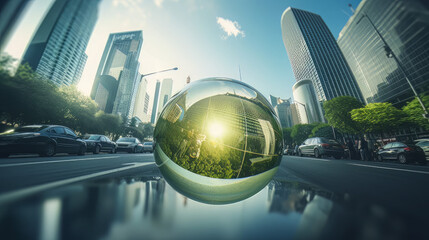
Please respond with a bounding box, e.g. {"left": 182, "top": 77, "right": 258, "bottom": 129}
{"left": 0, "top": 55, "right": 154, "bottom": 140}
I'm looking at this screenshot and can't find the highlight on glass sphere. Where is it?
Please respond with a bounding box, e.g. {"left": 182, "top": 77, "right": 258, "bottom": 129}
{"left": 154, "top": 77, "right": 283, "bottom": 204}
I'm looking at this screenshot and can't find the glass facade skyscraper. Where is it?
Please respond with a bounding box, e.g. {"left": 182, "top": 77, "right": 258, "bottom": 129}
{"left": 292, "top": 79, "right": 325, "bottom": 124}
{"left": 338, "top": 0, "right": 429, "bottom": 105}
{"left": 151, "top": 80, "right": 161, "bottom": 124}
{"left": 281, "top": 7, "right": 363, "bottom": 102}
{"left": 91, "top": 31, "right": 143, "bottom": 119}
{"left": 21, "top": 0, "right": 99, "bottom": 86}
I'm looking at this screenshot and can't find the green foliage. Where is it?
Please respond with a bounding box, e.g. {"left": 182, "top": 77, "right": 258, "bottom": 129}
{"left": 309, "top": 123, "right": 336, "bottom": 139}
{"left": 402, "top": 94, "right": 429, "bottom": 130}
{"left": 291, "top": 124, "right": 316, "bottom": 144}
{"left": 350, "top": 102, "right": 408, "bottom": 133}
{"left": 282, "top": 128, "right": 293, "bottom": 145}
{"left": 323, "top": 96, "right": 363, "bottom": 134}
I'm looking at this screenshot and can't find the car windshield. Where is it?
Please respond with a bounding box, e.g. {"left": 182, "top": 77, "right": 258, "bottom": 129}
{"left": 117, "top": 138, "right": 135, "bottom": 142}
{"left": 86, "top": 135, "right": 101, "bottom": 140}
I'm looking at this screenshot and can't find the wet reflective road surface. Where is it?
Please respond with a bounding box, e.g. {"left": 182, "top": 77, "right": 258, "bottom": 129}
{"left": 0, "top": 153, "right": 428, "bottom": 240}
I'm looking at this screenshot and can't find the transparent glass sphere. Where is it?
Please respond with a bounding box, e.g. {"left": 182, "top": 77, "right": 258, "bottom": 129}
{"left": 154, "top": 78, "right": 283, "bottom": 204}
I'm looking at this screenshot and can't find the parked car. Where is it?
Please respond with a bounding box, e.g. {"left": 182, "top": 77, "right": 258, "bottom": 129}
{"left": 142, "top": 142, "right": 154, "bottom": 153}
{"left": 116, "top": 137, "right": 143, "bottom": 153}
{"left": 415, "top": 139, "right": 429, "bottom": 161}
{"left": 298, "top": 137, "right": 344, "bottom": 159}
{"left": 83, "top": 134, "right": 117, "bottom": 154}
{"left": 0, "top": 125, "right": 86, "bottom": 157}
{"left": 377, "top": 141, "right": 426, "bottom": 164}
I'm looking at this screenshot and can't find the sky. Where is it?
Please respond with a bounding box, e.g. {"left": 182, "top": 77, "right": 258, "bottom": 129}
{"left": 4, "top": 0, "right": 362, "bottom": 109}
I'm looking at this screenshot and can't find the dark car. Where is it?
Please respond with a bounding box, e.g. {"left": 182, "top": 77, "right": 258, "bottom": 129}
{"left": 116, "top": 137, "right": 143, "bottom": 153}
{"left": 298, "top": 137, "right": 344, "bottom": 159}
{"left": 415, "top": 139, "right": 429, "bottom": 161}
{"left": 377, "top": 142, "right": 426, "bottom": 164}
{"left": 0, "top": 125, "right": 86, "bottom": 157}
{"left": 83, "top": 134, "right": 117, "bottom": 154}
{"left": 142, "top": 142, "right": 154, "bottom": 153}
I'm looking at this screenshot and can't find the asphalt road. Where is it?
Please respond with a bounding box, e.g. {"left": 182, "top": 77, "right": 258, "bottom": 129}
{"left": 0, "top": 152, "right": 428, "bottom": 217}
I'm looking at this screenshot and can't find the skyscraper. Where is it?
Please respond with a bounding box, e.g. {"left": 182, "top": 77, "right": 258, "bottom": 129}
{"left": 338, "top": 0, "right": 429, "bottom": 105}
{"left": 0, "top": 0, "right": 29, "bottom": 52}
{"left": 91, "top": 30, "right": 143, "bottom": 119}
{"left": 21, "top": 0, "right": 99, "bottom": 86}
{"left": 157, "top": 78, "right": 173, "bottom": 118}
{"left": 292, "top": 79, "right": 325, "bottom": 124}
{"left": 281, "top": 7, "right": 363, "bottom": 102}
{"left": 270, "top": 95, "right": 295, "bottom": 128}
{"left": 133, "top": 78, "right": 150, "bottom": 123}
{"left": 151, "top": 80, "right": 161, "bottom": 124}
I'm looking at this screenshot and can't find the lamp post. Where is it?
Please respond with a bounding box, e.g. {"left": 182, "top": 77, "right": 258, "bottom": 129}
{"left": 356, "top": 13, "right": 428, "bottom": 119}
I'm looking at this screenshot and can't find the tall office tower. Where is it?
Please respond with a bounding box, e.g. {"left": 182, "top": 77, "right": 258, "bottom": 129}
{"left": 0, "top": 0, "right": 29, "bottom": 52}
{"left": 151, "top": 80, "right": 161, "bottom": 124}
{"left": 91, "top": 31, "right": 143, "bottom": 119}
{"left": 156, "top": 78, "right": 173, "bottom": 118}
{"left": 133, "top": 78, "right": 150, "bottom": 123}
{"left": 338, "top": 0, "right": 429, "bottom": 105}
{"left": 270, "top": 95, "right": 294, "bottom": 128}
{"left": 292, "top": 79, "right": 325, "bottom": 124}
{"left": 21, "top": 0, "right": 99, "bottom": 86}
{"left": 281, "top": 7, "right": 363, "bottom": 102}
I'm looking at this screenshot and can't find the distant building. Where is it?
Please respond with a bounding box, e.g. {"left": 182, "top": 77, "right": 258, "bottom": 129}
{"left": 21, "top": 0, "right": 99, "bottom": 86}
{"left": 186, "top": 76, "right": 191, "bottom": 84}
{"left": 133, "top": 78, "right": 150, "bottom": 123}
{"left": 338, "top": 0, "right": 429, "bottom": 105}
{"left": 0, "top": 0, "right": 29, "bottom": 52}
{"left": 281, "top": 7, "right": 363, "bottom": 102}
{"left": 289, "top": 103, "right": 301, "bottom": 125}
{"left": 91, "top": 30, "right": 143, "bottom": 120}
{"left": 292, "top": 79, "right": 324, "bottom": 124}
{"left": 156, "top": 78, "right": 173, "bottom": 119}
{"left": 270, "top": 95, "right": 295, "bottom": 128}
{"left": 151, "top": 80, "right": 161, "bottom": 124}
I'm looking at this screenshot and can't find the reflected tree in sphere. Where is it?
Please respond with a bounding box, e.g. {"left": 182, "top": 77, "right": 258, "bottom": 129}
{"left": 154, "top": 78, "right": 283, "bottom": 204}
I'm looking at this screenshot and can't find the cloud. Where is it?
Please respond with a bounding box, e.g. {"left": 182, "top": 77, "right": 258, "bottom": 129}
{"left": 154, "top": 0, "right": 164, "bottom": 7}
{"left": 216, "top": 17, "right": 245, "bottom": 38}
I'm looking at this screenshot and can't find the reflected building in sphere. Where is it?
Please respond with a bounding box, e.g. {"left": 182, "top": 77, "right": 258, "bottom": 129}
{"left": 154, "top": 78, "right": 283, "bottom": 204}
{"left": 21, "top": 0, "right": 99, "bottom": 86}
{"left": 281, "top": 7, "right": 363, "bottom": 102}
{"left": 338, "top": 0, "right": 429, "bottom": 105}
{"left": 91, "top": 31, "right": 143, "bottom": 119}
{"left": 292, "top": 79, "right": 324, "bottom": 124}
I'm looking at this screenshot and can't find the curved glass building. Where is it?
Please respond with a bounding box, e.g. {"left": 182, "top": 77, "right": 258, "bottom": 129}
{"left": 292, "top": 79, "right": 324, "bottom": 124}
{"left": 281, "top": 7, "right": 363, "bottom": 103}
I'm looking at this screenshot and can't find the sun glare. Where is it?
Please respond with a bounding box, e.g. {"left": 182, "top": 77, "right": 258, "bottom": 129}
{"left": 208, "top": 122, "right": 224, "bottom": 139}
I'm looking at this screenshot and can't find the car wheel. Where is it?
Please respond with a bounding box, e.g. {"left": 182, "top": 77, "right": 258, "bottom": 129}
{"left": 377, "top": 155, "right": 383, "bottom": 162}
{"left": 110, "top": 147, "right": 116, "bottom": 154}
{"left": 40, "top": 143, "right": 56, "bottom": 157}
{"left": 398, "top": 154, "right": 407, "bottom": 164}
{"left": 93, "top": 145, "right": 100, "bottom": 154}
{"left": 78, "top": 145, "right": 86, "bottom": 156}
{"left": 132, "top": 147, "right": 137, "bottom": 153}
{"left": 314, "top": 149, "right": 320, "bottom": 158}
{"left": 0, "top": 153, "right": 9, "bottom": 158}
{"left": 298, "top": 149, "right": 303, "bottom": 157}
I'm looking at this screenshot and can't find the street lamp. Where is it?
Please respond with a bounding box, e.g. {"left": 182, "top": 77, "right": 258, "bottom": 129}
{"left": 356, "top": 12, "right": 428, "bottom": 119}
{"left": 140, "top": 67, "right": 178, "bottom": 79}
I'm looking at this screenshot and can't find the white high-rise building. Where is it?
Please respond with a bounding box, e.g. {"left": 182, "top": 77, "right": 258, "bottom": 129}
{"left": 133, "top": 78, "right": 150, "bottom": 123}
{"left": 156, "top": 78, "right": 173, "bottom": 119}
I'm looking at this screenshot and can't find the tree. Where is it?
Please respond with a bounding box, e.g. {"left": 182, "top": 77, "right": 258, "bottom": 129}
{"left": 350, "top": 102, "right": 408, "bottom": 134}
{"left": 282, "top": 128, "right": 293, "bottom": 146}
{"left": 310, "top": 123, "right": 336, "bottom": 139}
{"left": 323, "top": 96, "right": 363, "bottom": 134}
{"left": 291, "top": 124, "right": 315, "bottom": 144}
{"left": 402, "top": 94, "right": 429, "bottom": 130}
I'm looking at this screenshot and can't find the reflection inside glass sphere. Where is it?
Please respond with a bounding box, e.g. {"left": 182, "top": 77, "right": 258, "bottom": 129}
{"left": 154, "top": 77, "right": 283, "bottom": 204}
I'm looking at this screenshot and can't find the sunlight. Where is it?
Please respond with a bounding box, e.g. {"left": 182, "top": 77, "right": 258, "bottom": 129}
{"left": 208, "top": 121, "right": 224, "bottom": 139}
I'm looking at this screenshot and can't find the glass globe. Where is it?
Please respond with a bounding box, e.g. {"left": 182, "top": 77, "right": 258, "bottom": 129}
{"left": 154, "top": 78, "right": 283, "bottom": 204}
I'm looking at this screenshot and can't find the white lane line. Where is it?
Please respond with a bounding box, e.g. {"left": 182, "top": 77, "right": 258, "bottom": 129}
{"left": 349, "top": 163, "right": 429, "bottom": 175}
{"left": 0, "top": 162, "right": 155, "bottom": 204}
{"left": 0, "top": 156, "right": 120, "bottom": 167}
{"left": 302, "top": 158, "right": 331, "bottom": 162}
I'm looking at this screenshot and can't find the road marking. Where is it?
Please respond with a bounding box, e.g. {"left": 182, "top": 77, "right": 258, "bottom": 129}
{"left": 349, "top": 163, "right": 429, "bottom": 175}
{"left": 0, "top": 162, "right": 155, "bottom": 204}
{"left": 302, "top": 158, "right": 331, "bottom": 162}
{"left": 0, "top": 156, "right": 120, "bottom": 167}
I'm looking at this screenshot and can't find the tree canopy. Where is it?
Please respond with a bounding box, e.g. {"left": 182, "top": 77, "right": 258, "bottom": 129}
{"left": 402, "top": 95, "right": 429, "bottom": 130}
{"left": 323, "top": 96, "right": 363, "bottom": 134}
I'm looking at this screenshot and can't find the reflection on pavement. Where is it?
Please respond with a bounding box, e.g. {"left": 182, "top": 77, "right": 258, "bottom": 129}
{"left": 0, "top": 170, "right": 426, "bottom": 240}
